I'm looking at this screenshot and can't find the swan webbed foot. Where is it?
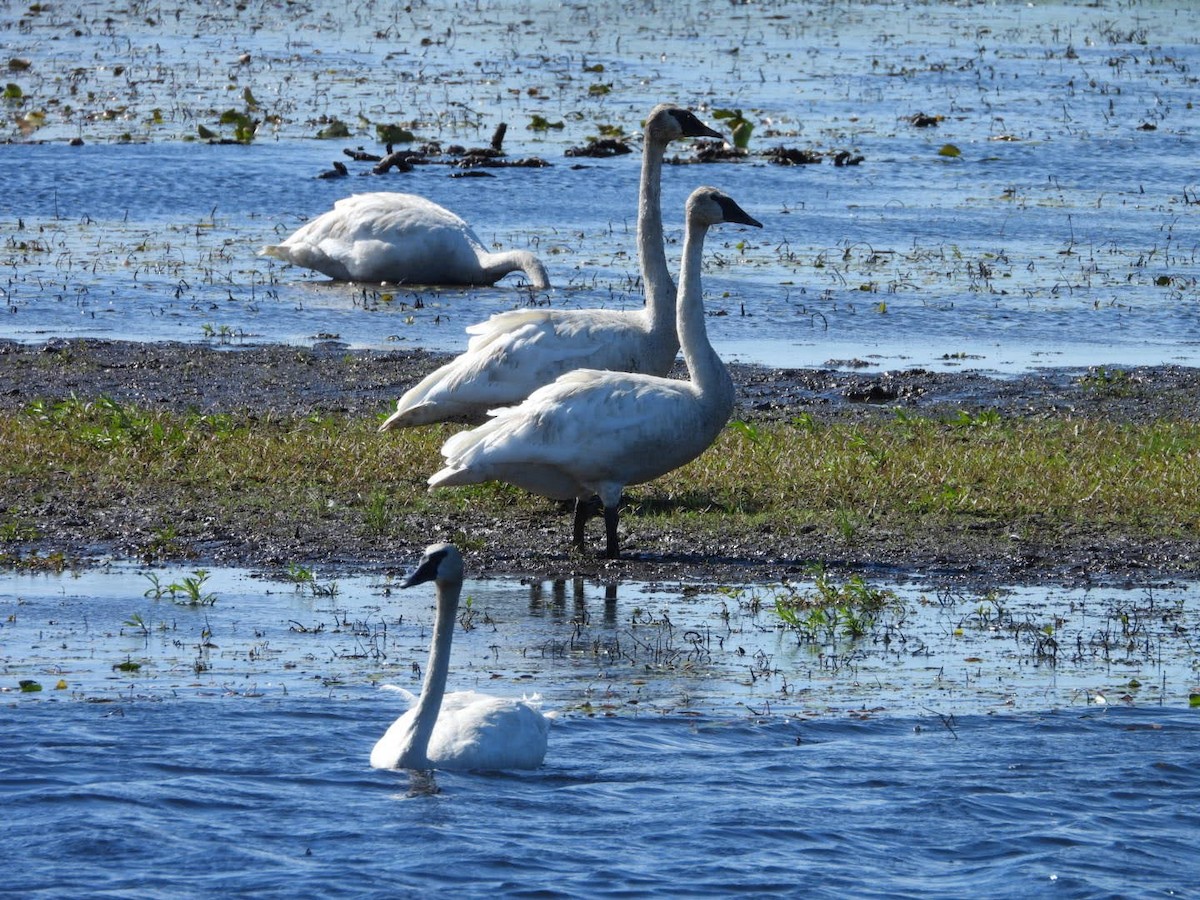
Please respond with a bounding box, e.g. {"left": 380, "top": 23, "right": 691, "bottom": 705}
{"left": 405, "top": 768, "right": 441, "bottom": 797}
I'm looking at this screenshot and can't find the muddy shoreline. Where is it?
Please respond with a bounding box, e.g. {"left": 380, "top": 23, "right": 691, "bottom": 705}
{"left": 2, "top": 338, "right": 1198, "bottom": 589}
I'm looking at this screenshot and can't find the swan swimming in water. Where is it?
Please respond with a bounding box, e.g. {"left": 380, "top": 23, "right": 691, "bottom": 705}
{"left": 261, "top": 192, "right": 550, "bottom": 288}
{"left": 378, "top": 105, "right": 723, "bottom": 430}
{"left": 428, "top": 187, "right": 762, "bottom": 558}
{"left": 370, "top": 542, "right": 551, "bottom": 772}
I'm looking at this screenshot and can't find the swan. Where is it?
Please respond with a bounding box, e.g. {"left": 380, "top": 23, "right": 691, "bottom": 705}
{"left": 369, "top": 542, "right": 551, "bottom": 771}
{"left": 427, "top": 187, "right": 762, "bottom": 558}
{"left": 378, "top": 105, "right": 723, "bottom": 429}
{"left": 260, "top": 192, "right": 550, "bottom": 288}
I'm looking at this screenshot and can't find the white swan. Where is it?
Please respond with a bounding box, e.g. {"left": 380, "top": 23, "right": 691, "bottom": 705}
{"left": 378, "top": 105, "right": 723, "bottom": 429}
{"left": 428, "top": 187, "right": 762, "bottom": 558}
{"left": 369, "top": 542, "right": 551, "bottom": 771}
{"left": 261, "top": 192, "right": 550, "bottom": 288}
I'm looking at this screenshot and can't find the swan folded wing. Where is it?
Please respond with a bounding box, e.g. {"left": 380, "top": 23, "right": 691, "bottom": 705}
{"left": 459, "top": 314, "right": 639, "bottom": 388}
{"left": 261, "top": 239, "right": 354, "bottom": 280}
{"left": 389, "top": 321, "right": 571, "bottom": 423}
{"left": 431, "top": 371, "right": 704, "bottom": 494}
{"left": 425, "top": 695, "right": 550, "bottom": 770}
{"left": 368, "top": 708, "right": 419, "bottom": 769}
{"left": 351, "top": 231, "right": 485, "bottom": 284}
{"left": 378, "top": 684, "right": 419, "bottom": 704}
{"left": 464, "top": 308, "right": 635, "bottom": 353}
{"left": 354, "top": 197, "right": 471, "bottom": 235}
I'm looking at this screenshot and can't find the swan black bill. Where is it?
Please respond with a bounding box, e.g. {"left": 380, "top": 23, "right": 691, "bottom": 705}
{"left": 401, "top": 548, "right": 448, "bottom": 588}
{"left": 671, "top": 108, "right": 724, "bottom": 142}
{"left": 716, "top": 196, "right": 763, "bottom": 229}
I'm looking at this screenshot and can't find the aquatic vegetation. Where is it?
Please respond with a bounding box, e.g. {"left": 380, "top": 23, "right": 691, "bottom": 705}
{"left": 283, "top": 562, "right": 339, "bottom": 597}
{"left": 143, "top": 569, "right": 217, "bottom": 606}
{"left": 770, "top": 569, "right": 904, "bottom": 644}
{"left": 0, "top": 549, "right": 70, "bottom": 573}
{"left": 527, "top": 114, "right": 564, "bottom": 132}
{"left": 1078, "top": 366, "right": 1136, "bottom": 397}
{"left": 201, "top": 323, "right": 247, "bottom": 343}
{"left": 284, "top": 562, "right": 316, "bottom": 584}
{"left": 123, "top": 612, "right": 150, "bottom": 638}
{"left": 138, "top": 525, "right": 188, "bottom": 562}
{"left": 0, "top": 517, "right": 40, "bottom": 542}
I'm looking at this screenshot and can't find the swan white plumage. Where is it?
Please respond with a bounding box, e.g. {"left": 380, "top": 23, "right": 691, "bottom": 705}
{"left": 370, "top": 542, "right": 551, "bottom": 771}
{"left": 261, "top": 192, "right": 550, "bottom": 288}
{"left": 378, "top": 105, "right": 723, "bottom": 429}
{"left": 427, "top": 187, "right": 762, "bottom": 558}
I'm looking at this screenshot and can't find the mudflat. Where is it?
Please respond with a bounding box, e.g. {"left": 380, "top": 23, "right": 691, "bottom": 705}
{"left": 2, "top": 338, "right": 1197, "bottom": 587}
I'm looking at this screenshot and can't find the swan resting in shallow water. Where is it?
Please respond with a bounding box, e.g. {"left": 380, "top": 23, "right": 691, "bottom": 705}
{"left": 377, "top": 105, "right": 723, "bottom": 429}
{"left": 427, "top": 187, "right": 762, "bottom": 558}
{"left": 261, "top": 192, "right": 550, "bottom": 288}
{"left": 370, "top": 543, "right": 551, "bottom": 772}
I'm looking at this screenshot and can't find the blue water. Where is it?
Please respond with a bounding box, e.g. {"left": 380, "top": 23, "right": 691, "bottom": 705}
{"left": 3, "top": 565, "right": 1199, "bottom": 896}
{"left": 5, "top": 703, "right": 1197, "bottom": 897}
{"left": 3, "top": 1, "right": 1199, "bottom": 372}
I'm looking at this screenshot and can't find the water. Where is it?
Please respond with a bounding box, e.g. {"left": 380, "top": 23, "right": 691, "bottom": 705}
{"left": 3, "top": 564, "right": 1199, "bottom": 896}
{"left": 2, "top": 1, "right": 1199, "bottom": 373}
{"left": 5, "top": 1, "right": 1200, "bottom": 894}
{"left": 8, "top": 704, "right": 1198, "bottom": 897}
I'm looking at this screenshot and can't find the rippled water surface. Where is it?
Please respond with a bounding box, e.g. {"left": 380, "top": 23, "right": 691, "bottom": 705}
{"left": 3, "top": 565, "right": 1199, "bottom": 896}
{"left": 5, "top": 1, "right": 1200, "bottom": 895}
{"left": 3, "top": 0, "right": 1199, "bottom": 372}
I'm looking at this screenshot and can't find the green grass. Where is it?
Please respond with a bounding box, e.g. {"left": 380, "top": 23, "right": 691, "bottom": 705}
{"left": 1, "top": 396, "right": 1197, "bottom": 567}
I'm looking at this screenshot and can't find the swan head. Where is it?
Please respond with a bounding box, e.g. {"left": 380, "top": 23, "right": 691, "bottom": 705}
{"left": 401, "top": 542, "right": 464, "bottom": 589}
{"left": 645, "top": 104, "right": 724, "bottom": 145}
{"left": 686, "top": 187, "right": 763, "bottom": 230}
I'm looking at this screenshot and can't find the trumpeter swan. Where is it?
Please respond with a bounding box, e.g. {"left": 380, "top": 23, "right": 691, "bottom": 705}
{"left": 428, "top": 187, "right": 761, "bottom": 558}
{"left": 261, "top": 192, "right": 550, "bottom": 288}
{"left": 369, "top": 543, "right": 551, "bottom": 771}
{"left": 378, "top": 105, "right": 723, "bottom": 429}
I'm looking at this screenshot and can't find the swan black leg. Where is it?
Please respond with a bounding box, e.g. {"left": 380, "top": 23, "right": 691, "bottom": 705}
{"left": 603, "top": 506, "right": 620, "bottom": 559}
{"left": 572, "top": 497, "right": 590, "bottom": 549}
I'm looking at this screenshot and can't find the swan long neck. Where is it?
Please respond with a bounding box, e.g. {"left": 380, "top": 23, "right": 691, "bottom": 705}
{"left": 478, "top": 250, "right": 550, "bottom": 289}
{"left": 677, "top": 220, "right": 733, "bottom": 405}
{"left": 638, "top": 135, "right": 676, "bottom": 334}
{"left": 404, "top": 578, "right": 460, "bottom": 768}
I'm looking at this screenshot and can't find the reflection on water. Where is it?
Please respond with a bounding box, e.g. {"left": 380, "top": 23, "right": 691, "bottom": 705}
{"left": 526, "top": 575, "right": 620, "bottom": 626}
{"left": 2, "top": 564, "right": 1198, "bottom": 897}
{"left": 4, "top": 564, "right": 1197, "bottom": 714}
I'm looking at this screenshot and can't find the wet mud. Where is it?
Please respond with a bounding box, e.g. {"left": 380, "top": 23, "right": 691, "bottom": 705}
{"left": 2, "top": 338, "right": 1198, "bottom": 589}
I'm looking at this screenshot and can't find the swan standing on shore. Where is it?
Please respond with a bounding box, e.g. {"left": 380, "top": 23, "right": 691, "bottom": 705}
{"left": 261, "top": 192, "right": 550, "bottom": 288}
{"left": 428, "top": 187, "right": 761, "bottom": 558}
{"left": 378, "top": 105, "right": 723, "bottom": 429}
{"left": 370, "top": 543, "right": 551, "bottom": 772}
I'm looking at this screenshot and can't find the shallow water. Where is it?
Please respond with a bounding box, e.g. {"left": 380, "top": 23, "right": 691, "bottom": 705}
{"left": 3, "top": 565, "right": 1199, "bottom": 895}
{"left": 3, "top": 0, "right": 1199, "bottom": 373}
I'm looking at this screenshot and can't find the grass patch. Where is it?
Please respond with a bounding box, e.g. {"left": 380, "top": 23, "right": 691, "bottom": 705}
{"left": 0, "top": 397, "right": 1197, "bottom": 567}
{"left": 659, "top": 413, "right": 1200, "bottom": 535}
